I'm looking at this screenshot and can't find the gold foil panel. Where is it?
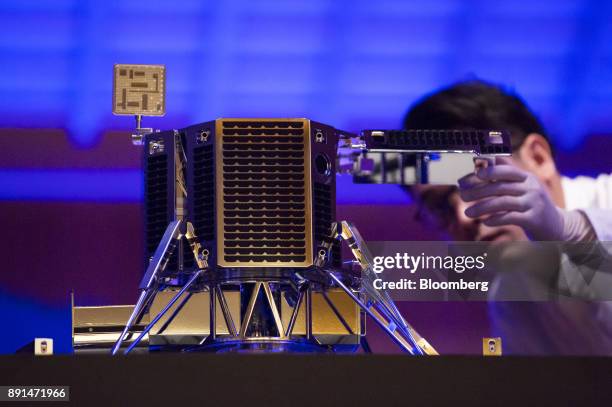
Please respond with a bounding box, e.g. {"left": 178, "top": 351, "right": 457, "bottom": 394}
{"left": 112, "top": 64, "right": 165, "bottom": 116}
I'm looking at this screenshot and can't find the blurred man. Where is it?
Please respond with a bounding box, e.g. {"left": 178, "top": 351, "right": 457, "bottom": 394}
{"left": 404, "top": 80, "right": 612, "bottom": 354}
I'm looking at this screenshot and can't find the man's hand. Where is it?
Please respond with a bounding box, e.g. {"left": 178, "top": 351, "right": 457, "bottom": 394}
{"left": 457, "top": 161, "right": 573, "bottom": 241}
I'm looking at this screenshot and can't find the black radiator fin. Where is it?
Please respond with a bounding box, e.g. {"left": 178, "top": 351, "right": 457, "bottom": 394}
{"left": 192, "top": 144, "right": 215, "bottom": 242}
{"left": 144, "top": 153, "right": 176, "bottom": 269}
{"left": 313, "top": 182, "right": 339, "bottom": 267}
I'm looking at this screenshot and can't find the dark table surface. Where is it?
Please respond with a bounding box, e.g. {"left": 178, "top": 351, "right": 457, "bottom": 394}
{"left": 1, "top": 354, "right": 611, "bottom": 406}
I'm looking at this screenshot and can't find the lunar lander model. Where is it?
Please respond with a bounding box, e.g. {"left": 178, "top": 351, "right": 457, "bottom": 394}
{"left": 71, "top": 65, "right": 511, "bottom": 355}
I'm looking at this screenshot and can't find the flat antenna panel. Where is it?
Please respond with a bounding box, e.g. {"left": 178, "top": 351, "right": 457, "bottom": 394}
{"left": 113, "top": 64, "right": 166, "bottom": 116}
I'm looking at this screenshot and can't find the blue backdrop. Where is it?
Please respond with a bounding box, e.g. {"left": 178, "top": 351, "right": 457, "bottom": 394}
{"left": 2, "top": 0, "right": 612, "bottom": 148}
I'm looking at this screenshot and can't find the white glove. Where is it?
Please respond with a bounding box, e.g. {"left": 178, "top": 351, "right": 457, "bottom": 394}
{"left": 457, "top": 161, "right": 594, "bottom": 241}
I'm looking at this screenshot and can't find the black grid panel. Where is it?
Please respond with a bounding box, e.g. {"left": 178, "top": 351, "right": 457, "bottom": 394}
{"left": 368, "top": 129, "right": 511, "bottom": 155}
{"left": 143, "top": 132, "right": 179, "bottom": 273}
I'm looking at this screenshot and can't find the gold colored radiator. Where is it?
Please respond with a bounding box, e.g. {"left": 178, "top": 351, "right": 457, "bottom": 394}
{"left": 216, "top": 118, "right": 314, "bottom": 267}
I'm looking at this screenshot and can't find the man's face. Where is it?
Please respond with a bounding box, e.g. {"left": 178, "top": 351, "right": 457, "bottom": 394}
{"left": 413, "top": 184, "right": 528, "bottom": 242}
{"left": 412, "top": 155, "right": 535, "bottom": 243}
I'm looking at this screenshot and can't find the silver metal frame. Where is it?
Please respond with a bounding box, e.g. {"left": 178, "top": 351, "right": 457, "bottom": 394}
{"left": 111, "top": 219, "right": 208, "bottom": 355}
{"left": 111, "top": 216, "right": 433, "bottom": 355}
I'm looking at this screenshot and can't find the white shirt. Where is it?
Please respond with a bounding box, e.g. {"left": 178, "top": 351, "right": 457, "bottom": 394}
{"left": 562, "top": 174, "right": 612, "bottom": 241}
{"left": 560, "top": 174, "right": 612, "bottom": 353}
{"left": 491, "top": 174, "right": 612, "bottom": 354}
{"left": 559, "top": 174, "right": 612, "bottom": 298}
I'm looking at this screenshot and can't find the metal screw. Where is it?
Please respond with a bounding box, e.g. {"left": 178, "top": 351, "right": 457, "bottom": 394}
{"left": 148, "top": 140, "right": 164, "bottom": 155}
{"left": 315, "top": 130, "right": 324, "bottom": 143}
{"left": 197, "top": 130, "right": 210, "bottom": 144}
{"left": 199, "top": 248, "right": 210, "bottom": 260}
